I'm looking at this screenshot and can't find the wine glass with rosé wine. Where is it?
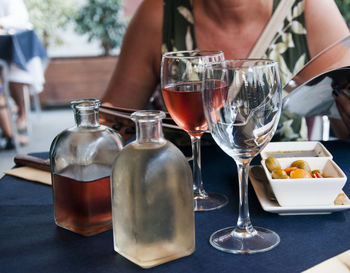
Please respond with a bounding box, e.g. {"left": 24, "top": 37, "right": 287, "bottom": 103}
{"left": 161, "top": 50, "right": 228, "bottom": 211}
{"left": 202, "top": 59, "right": 282, "bottom": 253}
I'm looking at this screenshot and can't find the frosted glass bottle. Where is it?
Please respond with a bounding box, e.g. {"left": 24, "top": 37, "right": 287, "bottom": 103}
{"left": 111, "top": 110, "right": 195, "bottom": 268}
{"left": 49, "top": 99, "right": 123, "bottom": 236}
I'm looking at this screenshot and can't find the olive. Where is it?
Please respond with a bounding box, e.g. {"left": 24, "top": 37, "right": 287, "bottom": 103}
{"left": 311, "top": 169, "right": 322, "bottom": 175}
{"left": 311, "top": 169, "right": 323, "bottom": 178}
{"left": 271, "top": 168, "right": 289, "bottom": 179}
{"left": 290, "top": 168, "right": 312, "bottom": 179}
{"left": 291, "top": 160, "right": 311, "bottom": 173}
{"left": 265, "top": 156, "right": 281, "bottom": 172}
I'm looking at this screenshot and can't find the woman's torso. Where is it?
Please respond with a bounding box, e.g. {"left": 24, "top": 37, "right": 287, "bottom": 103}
{"left": 161, "top": 0, "right": 311, "bottom": 141}
{"left": 162, "top": 0, "right": 311, "bottom": 87}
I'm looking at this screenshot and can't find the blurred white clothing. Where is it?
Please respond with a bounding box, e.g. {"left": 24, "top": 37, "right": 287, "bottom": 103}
{"left": 9, "top": 58, "right": 46, "bottom": 94}
{"left": 0, "top": 0, "right": 32, "bottom": 30}
{"left": 0, "top": 0, "right": 46, "bottom": 94}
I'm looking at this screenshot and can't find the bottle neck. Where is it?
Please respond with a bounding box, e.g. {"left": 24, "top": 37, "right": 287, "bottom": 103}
{"left": 132, "top": 110, "right": 166, "bottom": 144}
{"left": 71, "top": 99, "right": 101, "bottom": 128}
{"left": 136, "top": 119, "right": 164, "bottom": 143}
{"left": 74, "top": 108, "right": 100, "bottom": 128}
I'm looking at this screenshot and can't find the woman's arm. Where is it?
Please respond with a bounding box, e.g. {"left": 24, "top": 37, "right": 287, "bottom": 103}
{"left": 101, "top": 0, "right": 163, "bottom": 109}
{"left": 304, "top": 0, "right": 349, "bottom": 58}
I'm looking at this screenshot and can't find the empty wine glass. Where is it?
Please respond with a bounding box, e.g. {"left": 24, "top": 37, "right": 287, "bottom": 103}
{"left": 161, "top": 50, "right": 228, "bottom": 211}
{"left": 202, "top": 59, "right": 282, "bottom": 253}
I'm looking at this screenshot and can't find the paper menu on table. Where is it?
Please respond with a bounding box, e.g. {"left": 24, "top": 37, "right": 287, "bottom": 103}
{"left": 302, "top": 250, "right": 350, "bottom": 273}
{"left": 4, "top": 166, "right": 51, "bottom": 185}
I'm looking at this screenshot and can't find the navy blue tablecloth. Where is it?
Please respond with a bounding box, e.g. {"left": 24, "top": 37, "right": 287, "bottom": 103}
{"left": 1, "top": 140, "right": 350, "bottom": 273}
{"left": 0, "top": 29, "right": 47, "bottom": 70}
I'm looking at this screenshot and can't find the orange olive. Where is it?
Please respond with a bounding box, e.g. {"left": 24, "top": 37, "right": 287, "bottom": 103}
{"left": 290, "top": 168, "right": 312, "bottom": 179}
{"left": 284, "top": 167, "right": 298, "bottom": 175}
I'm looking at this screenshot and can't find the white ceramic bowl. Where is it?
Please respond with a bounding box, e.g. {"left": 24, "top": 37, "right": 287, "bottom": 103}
{"left": 261, "top": 157, "right": 347, "bottom": 206}
{"left": 261, "top": 141, "right": 332, "bottom": 159}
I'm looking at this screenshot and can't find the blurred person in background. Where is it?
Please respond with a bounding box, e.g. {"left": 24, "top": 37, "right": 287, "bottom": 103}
{"left": 0, "top": 87, "right": 16, "bottom": 149}
{"left": 0, "top": 0, "right": 33, "bottom": 148}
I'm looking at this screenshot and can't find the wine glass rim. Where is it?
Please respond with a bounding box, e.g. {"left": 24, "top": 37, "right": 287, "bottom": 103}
{"left": 162, "top": 49, "right": 224, "bottom": 59}
{"left": 208, "top": 59, "right": 278, "bottom": 68}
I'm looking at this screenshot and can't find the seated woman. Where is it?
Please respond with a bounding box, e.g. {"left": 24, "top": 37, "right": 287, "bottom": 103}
{"left": 102, "top": 0, "right": 350, "bottom": 140}
{"left": 0, "top": 85, "right": 28, "bottom": 149}
{"left": 0, "top": 89, "right": 15, "bottom": 149}
{"left": 0, "top": 0, "right": 35, "bottom": 144}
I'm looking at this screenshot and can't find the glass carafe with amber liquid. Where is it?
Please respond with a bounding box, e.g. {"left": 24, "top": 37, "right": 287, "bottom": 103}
{"left": 111, "top": 110, "right": 195, "bottom": 268}
{"left": 49, "top": 99, "right": 123, "bottom": 236}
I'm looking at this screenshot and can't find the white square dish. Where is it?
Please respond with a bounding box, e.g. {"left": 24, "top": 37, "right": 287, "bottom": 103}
{"left": 249, "top": 166, "right": 350, "bottom": 215}
{"left": 261, "top": 141, "right": 332, "bottom": 159}
{"left": 261, "top": 157, "right": 347, "bottom": 207}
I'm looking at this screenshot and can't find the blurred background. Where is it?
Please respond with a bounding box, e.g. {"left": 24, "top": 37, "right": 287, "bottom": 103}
{"left": 26, "top": 0, "right": 141, "bottom": 108}
{"left": 0, "top": 0, "right": 349, "bottom": 174}
{"left": 0, "top": 0, "right": 141, "bottom": 174}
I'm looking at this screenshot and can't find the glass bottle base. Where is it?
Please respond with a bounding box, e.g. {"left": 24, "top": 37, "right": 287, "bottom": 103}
{"left": 209, "top": 226, "right": 280, "bottom": 254}
{"left": 114, "top": 244, "right": 194, "bottom": 269}
{"left": 194, "top": 192, "right": 228, "bottom": 211}
{"left": 56, "top": 220, "right": 112, "bottom": 237}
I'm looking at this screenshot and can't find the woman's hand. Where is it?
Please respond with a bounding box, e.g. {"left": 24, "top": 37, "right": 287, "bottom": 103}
{"left": 331, "top": 88, "right": 350, "bottom": 139}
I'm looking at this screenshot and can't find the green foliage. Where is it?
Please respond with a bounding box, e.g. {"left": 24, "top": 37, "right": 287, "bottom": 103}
{"left": 73, "top": 0, "right": 126, "bottom": 56}
{"left": 335, "top": 0, "right": 350, "bottom": 24}
{"left": 24, "top": 0, "right": 75, "bottom": 48}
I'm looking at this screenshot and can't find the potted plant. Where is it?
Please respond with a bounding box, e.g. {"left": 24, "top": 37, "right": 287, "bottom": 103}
{"left": 72, "top": 0, "right": 126, "bottom": 56}
{"left": 25, "top": 0, "right": 126, "bottom": 107}
{"left": 24, "top": 0, "right": 74, "bottom": 49}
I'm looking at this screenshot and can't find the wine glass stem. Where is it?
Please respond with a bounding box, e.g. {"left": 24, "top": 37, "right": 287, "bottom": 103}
{"left": 235, "top": 159, "right": 254, "bottom": 234}
{"left": 191, "top": 135, "right": 207, "bottom": 198}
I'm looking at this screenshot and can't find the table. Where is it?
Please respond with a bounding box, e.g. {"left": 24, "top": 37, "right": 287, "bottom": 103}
{"left": 1, "top": 140, "right": 350, "bottom": 273}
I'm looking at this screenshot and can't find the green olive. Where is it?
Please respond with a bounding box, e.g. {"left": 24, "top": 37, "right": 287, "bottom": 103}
{"left": 311, "top": 169, "right": 322, "bottom": 175}
{"left": 271, "top": 168, "right": 289, "bottom": 179}
{"left": 291, "top": 160, "right": 311, "bottom": 173}
{"left": 265, "top": 156, "right": 281, "bottom": 172}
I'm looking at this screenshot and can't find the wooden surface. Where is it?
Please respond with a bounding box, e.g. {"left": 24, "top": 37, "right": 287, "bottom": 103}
{"left": 39, "top": 56, "right": 118, "bottom": 107}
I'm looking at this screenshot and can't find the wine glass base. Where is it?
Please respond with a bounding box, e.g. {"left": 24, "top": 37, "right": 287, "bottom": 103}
{"left": 194, "top": 192, "right": 228, "bottom": 212}
{"left": 209, "top": 226, "right": 280, "bottom": 254}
